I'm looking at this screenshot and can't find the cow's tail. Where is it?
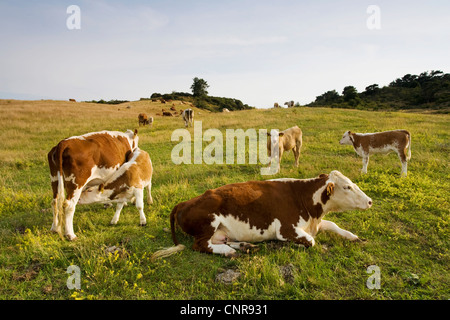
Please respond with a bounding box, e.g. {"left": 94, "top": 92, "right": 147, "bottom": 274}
{"left": 406, "top": 132, "right": 412, "bottom": 161}
{"left": 151, "top": 204, "right": 185, "bottom": 261}
{"left": 55, "top": 143, "right": 66, "bottom": 240}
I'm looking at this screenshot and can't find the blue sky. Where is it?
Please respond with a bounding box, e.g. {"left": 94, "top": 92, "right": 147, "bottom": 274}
{"left": 0, "top": 0, "right": 449, "bottom": 108}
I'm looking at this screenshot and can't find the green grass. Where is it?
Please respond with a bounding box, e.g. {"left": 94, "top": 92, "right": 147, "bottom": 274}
{"left": 0, "top": 99, "right": 448, "bottom": 300}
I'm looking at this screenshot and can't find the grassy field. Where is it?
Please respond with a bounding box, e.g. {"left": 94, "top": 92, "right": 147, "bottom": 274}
{"left": 0, "top": 99, "right": 448, "bottom": 300}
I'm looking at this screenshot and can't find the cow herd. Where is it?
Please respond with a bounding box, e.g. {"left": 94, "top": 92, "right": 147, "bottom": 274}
{"left": 47, "top": 116, "right": 412, "bottom": 258}
{"left": 138, "top": 108, "right": 194, "bottom": 128}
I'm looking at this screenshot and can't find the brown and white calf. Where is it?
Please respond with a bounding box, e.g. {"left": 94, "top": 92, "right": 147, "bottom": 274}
{"left": 78, "top": 148, "right": 153, "bottom": 226}
{"left": 47, "top": 129, "right": 139, "bottom": 240}
{"left": 152, "top": 170, "right": 372, "bottom": 259}
{"left": 339, "top": 130, "right": 411, "bottom": 176}
{"left": 182, "top": 109, "right": 194, "bottom": 127}
{"left": 267, "top": 125, "right": 303, "bottom": 169}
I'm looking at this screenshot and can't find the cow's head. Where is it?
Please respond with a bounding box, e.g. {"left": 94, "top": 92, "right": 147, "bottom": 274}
{"left": 324, "top": 170, "right": 372, "bottom": 212}
{"left": 339, "top": 131, "right": 354, "bottom": 145}
{"left": 125, "top": 129, "right": 139, "bottom": 150}
{"left": 78, "top": 184, "right": 109, "bottom": 204}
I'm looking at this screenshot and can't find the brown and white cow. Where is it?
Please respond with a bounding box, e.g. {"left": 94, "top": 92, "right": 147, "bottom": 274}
{"left": 267, "top": 125, "right": 303, "bottom": 169}
{"left": 151, "top": 170, "right": 372, "bottom": 259}
{"left": 47, "top": 129, "right": 139, "bottom": 240}
{"left": 138, "top": 113, "right": 152, "bottom": 126}
{"left": 78, "top": 148, "right": 153, "bottom": 226}
{"left": 182, "top": 108, "right": 194, "bottom": 127}
{"left": 339, "top": 130, "right": 412, "bottom": 176}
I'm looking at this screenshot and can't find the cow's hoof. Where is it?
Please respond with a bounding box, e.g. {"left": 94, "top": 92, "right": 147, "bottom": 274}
{"left": 239, "top": 243, "right": 259, "bottom": 254}
{"left": 139, "top": 223, "right": 147, "bottom": 227}
{"left": 66, "top": 235, "right": 77, "bottom": 241}
{"left": 225, "top": 251, "right": 240, "bottom": 259}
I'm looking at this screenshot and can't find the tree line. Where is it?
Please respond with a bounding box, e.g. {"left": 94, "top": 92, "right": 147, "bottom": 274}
{"left": 308, "top": 70, "right": 450, "bottom": 111}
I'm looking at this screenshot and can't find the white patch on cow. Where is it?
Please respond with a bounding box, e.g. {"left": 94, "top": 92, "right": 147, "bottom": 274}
{"left": 50, "top": 175, "right": 58, "bottom": 182}
{"left": 267, "top": 178, "right": 299, "bottom": 182}
{"left": 211, "top": 214, "right": 283, "bottom": 243}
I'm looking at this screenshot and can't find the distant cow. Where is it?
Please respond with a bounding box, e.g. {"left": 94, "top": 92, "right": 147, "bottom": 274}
{"left": 284, "top": 101, "right": 294, "bottom": 108}
{"left": 339, "top": 130, "right": 412, "bottom": 176}
{"left": 182, "top": 109, "right": 194, "bottom": 127}
{"left": 267, "top": 125, "right": 303, "bottom": 169}
{"left": 47, "top": 129, "right": 139, "bottom": 240}
{"left": 160, "top": 99, "right": 166, "bottom": 104}
{"left": 274, "top": 103, "right": 280, "bottom": 108}
{"left": 170, "top": 106, "right": 176, "bottom": 111}
{"left": 222, "top": 108, "right": 230, "bottom": 112}
{"left": 163, "top": 111, "right": 174, "bottom": 117}
{"left": 152, "top": 170, "right": 372, "bottom": 258}
{"left": 138, "top": 113, "right": 152, "bottom": 126}
{"left": 69, "top": 99, "right": 76, "bottom": 102}
{"left": 78, "top": 148, "right": 153, "bottom": 226}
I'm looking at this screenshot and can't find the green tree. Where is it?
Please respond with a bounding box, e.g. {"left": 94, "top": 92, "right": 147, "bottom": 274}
{"left": 342, "top": 86, "right": 358, "bottom": 102}
{"left": 191, "top": 77, "right": 209, "bottom": 98}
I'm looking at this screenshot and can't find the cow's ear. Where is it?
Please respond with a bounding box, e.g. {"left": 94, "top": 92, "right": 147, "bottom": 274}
{"left": 279, "top": 132, "right": 284, "bottom": 137}
{"left": 348, "top": 131, "right": 354, "bottom": 142}
{"left": 326, "top": 182, "right": 335, "bottom": 196}
{"left": 98, "top": 184, "right": 105, "bottom": 194}
{"left": 134, "top": 129, "right": 138, "bottom": 136}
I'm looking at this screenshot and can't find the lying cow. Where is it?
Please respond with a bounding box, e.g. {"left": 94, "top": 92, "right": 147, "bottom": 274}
{"left": 48, "top": 129, "right": 139, "bottom": 240}
{"left": 339, "top": 130, "right": 412, "bottom": 176}
{"left": 267, "top": 125, "right": 303, "bottom": 169}
{"left": 182, "top": 109, "right": 194, "bottom": 127}
{"left": 78, "top": 148, "right": 153, "bottom": 226}
{"left": 152, "top": 170, "right": 372, "bottom": 259}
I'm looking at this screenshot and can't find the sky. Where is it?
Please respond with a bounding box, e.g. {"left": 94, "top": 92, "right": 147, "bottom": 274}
{"left": 0, "top": 0, "right": 449, "bottom": 108}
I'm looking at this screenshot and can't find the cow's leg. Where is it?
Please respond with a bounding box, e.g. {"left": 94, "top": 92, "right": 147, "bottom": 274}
{"left": 192, "top": 235, "right": 237, "bottom": 257}
{"left": 279, "top": 223, "right": 315, "bottom": 247}
{"left": 361, "top": 155, "right": 369, "bottom": 174}
{"left": 50, "top": 198, "right": 58, "bottom": 233}
{"left": 64, "top": 188, "right": 82, "bottom": 240}
{"left": 293, "top": 140, "right": 302, "bottom": 167}
{"left": 211, "top": 229, "right": 258, "bottom": 253}
{"left": 398, "top": 150, "right": 408, "bottom": 177}
{"left": 318, "top": 220, "right": 360, "bottom": 241}
{"left": 134, "top": 188, "right": 147, "bottom": 226}
{"left": 146, "top": 182, "right": 153, "bottom": 205}
{"left": 111, "top": 202, "right": 125, "bottom": 225}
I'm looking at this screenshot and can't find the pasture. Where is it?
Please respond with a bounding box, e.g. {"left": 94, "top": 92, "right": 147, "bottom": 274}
{"left": 0, "top": 99, "right": 448, "bottom": 300}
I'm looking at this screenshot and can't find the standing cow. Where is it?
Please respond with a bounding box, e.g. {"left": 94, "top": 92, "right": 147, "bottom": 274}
{"left": 152, "top": 170, "right": 372, "bottom": 259}
{"left": 182, "top": 109, "right": 194, "bottom": 127}
{"left": 78, "top": 148, "right": 153, "bottom": 226}
{"left": 339, "top": 130, "right": 412, "bottom": 176}
{"left": 47, "top": 129, "right": 139, "bottom": 240}
{"left": 267, "top": 125, "right": 303, "bottom": 170}
{"left": 138, "top": 113, "right": 152, "bottom": 126}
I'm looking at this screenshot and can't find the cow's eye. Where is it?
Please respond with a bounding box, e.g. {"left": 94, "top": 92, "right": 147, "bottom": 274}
{"left": 344, "top": 185, "right": 352, "bottom": 190}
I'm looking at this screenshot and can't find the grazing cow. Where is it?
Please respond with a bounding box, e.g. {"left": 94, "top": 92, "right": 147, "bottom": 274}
{"left": 339, "top": 130, "right": 412, "bottom": 176}
{"left": 284, "top": 100, "right": 294, "bottom": 108}
{"left": 182, "top": 109, "right": 194, "bottom": 127}
{"left": 162, "top": 111, "right": 174, "bottom": 117}
{"left": 69, "top": 99, "right": 76, "bottom": 102}
{"left": 152, "top": 170, "right": 372, "bottom": 259}
{"left": 138, "top": 113, "right": 150, "bottom": 126}
{"left": 47, "top": 129, "right": 139, "bottom": 240}
{"left": 160, "top": 99, "right": 166, "bottom": 104}
{"left": 274, "top": 103, "right": 280, "bottom": 108}
{"left": 267, "top": 125, "right": 303, "bottom": 169}
{"left": 78, "top": 148, "right": 153, "bottom": 226}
